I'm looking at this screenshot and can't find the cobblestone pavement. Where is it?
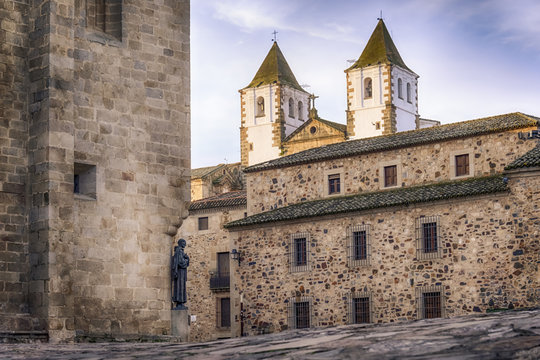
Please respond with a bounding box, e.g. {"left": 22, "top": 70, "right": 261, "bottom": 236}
{"left": 2, "top": 309, "right": 540, "bottom": 359}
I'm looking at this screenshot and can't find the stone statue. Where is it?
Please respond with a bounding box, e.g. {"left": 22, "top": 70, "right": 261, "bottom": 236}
{"left": 172, "top": 238, "right": 189, "bottom": 310}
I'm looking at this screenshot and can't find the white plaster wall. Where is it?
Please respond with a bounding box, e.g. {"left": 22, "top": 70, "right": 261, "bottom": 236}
{"left": 348, "top": 65, "right": 386, "bottom": 139}
{"left": 392, "top": 67, "right": 418, "bottom": 132}
{"left": 281, "top": 87, "right": 309, "bottom": 137}
{"left": 243, "top": 85, "right": 275, "bottom": 126}
{"left": 246, "top": 124, "right": 281, "bottom": 165}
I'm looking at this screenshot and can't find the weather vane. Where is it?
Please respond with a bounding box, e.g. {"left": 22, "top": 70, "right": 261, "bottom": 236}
{"left": 272, "top": 30, "right": 278, "bottom": 42}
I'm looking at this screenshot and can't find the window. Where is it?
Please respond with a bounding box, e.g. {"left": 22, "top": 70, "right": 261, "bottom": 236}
{"left": 416, "top": 216, "right": 441, "bottom": 260}
{"left": 348, "top": 224, "right": 371, "bottom": 267}
{"left": 298, "top": 101, "right": 303, "bottom": 121}
{"left": 384, "top": 165, "right": 397, "bottom": 187}
{"left": 210, "top": 252, "right": 230, "bottom": 291}
{"left": 74, "top": 162, "right": 97, "bottom": 199}
{"left": 348, "top": 291, "right": 372, "bottom": 324}
{"left": 310, "top": 126, "right": 317, "bottom": 134}
{"left": 364, "top": 77, "right": 373, "bottom": 99}
{"left": 417, "top": 286, "right": 444, "bottom": 319}
{"left": 455, "top": 154, "right": 470, "bottom": 177}
{"left": 406, "top": 83, "right": 412, "bottom": 103}
{"left": 398, "top": 78, "right": 403, "bottom": 99}
{"left": 328, "top": 174, "right": 341, "bottom": 195}
{"left": 256, "top": 96, "right": 265, "bottom": 117}
{"left": 289, "top": 233, "right": 310, "bottom": 272}
{"left": 288, "top": 98, "right": 295, "bottom": 118}
{"left": 198, "top": 216, "right": 209, "bottom": 231}
{"left": 87, "top": 0, "right": 122, "bottom": 40}
{"left": 216, "top": 297, "right": 231, "bottom": 328}
{"left": 288, "top": 297, "right": 312, "bottom": 329}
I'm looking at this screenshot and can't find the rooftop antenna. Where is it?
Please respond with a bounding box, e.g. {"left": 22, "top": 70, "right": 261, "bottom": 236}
{"left": 346, "top": 59, "right": 356, "bottom": 67}
{"left": 377, "top": 10, "right": 383, "bottom": 21}
{"left": 272, "top": 30, "right": 278, "bottom": 42}
{"left": 301, "top": 84, "right": 311, "bottom": 91}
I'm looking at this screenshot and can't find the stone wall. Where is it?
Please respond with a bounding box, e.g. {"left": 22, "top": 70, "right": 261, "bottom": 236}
{"left": 230, "top": 171, "right": 539, "bottom": 336}
{"left": 178, "top": 206, "right": 246, "bottom": 342}
{"left": 1, "top": 0, "right": 190, "bottom": 341}
{"left": 246, "top": 130, "right": 537, "bottom": 215}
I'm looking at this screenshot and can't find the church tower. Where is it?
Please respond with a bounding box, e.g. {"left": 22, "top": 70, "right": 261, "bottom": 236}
{"left": 346, "top": 20, "right": 419, "bottom": 139}
{"left": 239, "top": 42, "right": 310, "bottom": 166}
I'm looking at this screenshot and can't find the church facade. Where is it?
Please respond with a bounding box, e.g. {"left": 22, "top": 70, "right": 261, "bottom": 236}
{"left": 181, "top": 19, "right": 539, "bottom": 342}
{"left": 1, "top": 0, "right": 190, "bottom": 341}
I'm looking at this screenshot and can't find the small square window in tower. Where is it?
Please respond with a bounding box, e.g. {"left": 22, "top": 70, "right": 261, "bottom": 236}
{"left": 86, "top": 0, "right": 122, "bottom": 40}
{"left": 384, "top": 165, "right": 397, "bottom": 187}
{"left": 198, "top": 216, "right": 209, "bottom": 231}
{"left": 455, "top": 154, "right": 470, "bottom": 177}
{"left": 74, "top": 163, "right": 97, "bottom": 199}
{"left": 328, "top": 174, "right": 341, "bottom": 195}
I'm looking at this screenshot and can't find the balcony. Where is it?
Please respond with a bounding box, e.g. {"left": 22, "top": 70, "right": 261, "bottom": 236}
{"left": 209, "top": 272, "right": 230, "bottom": 291}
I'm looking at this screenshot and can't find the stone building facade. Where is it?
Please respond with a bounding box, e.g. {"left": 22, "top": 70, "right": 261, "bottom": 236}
{"left": 0, "top": 0, "right": 190, "bottom": 342}
{"left": 225, "top": 116, "right": 539, "bottom": 336}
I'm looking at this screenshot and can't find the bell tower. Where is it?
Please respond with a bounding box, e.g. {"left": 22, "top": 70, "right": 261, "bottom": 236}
{"left": 239, "top": 42, "right": 310, "bottom": 166}
{"left": 345, "top": 19, "right": 419, "bottom": 139}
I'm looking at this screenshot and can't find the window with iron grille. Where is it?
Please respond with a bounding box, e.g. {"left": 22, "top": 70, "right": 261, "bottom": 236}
{"left": 348, "top": 291, "right": 372, "bottom": 324}
{"left": 198, "top": 216, "right": 209, "bottom": 231}
{"left": 288, "top": 297, "right": 312, "bottom": 329}
{"left": 416, "top": 216, "right": 441, "bottom": 260}
{"left": 348, "top": 225, "right": 371, "bottom": 267}
{"left": 289, "top": 233, "right": 310, "bottom": 273}
{"left": 455, "top": 154, "right": 470, "bottom": 177}
{"left": 384, "top": 165, "right": 397, "bottom": 187}
{"left": 216, "top": 297, "right": 231, "bottom": 328}
{"left": 328, "top": 174, "right": 341, "bottom": 195}
{"left": 210, "top": 252, "right": 230, "bottom": 291}
{"left": 416, "top": 286, "right": 445, "bottom": 319}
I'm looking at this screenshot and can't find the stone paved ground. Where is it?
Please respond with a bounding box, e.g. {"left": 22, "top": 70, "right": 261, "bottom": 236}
{"left": 1, "top": 309, "right": 540, "bottom": 359}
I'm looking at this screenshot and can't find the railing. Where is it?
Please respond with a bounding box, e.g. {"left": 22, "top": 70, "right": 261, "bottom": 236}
{"left": 209, "top": 272, "right": 230, "bottom": 291}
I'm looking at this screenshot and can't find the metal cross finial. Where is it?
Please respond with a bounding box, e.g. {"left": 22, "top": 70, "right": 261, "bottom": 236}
{"left": 377, "top": 10, "right": 383, "bottom": 21}
{"left": 272, "top": 30, "right": 278, "bottom": 42}
{"left": 309, "top": 93, "right": 319, "bottom": 108}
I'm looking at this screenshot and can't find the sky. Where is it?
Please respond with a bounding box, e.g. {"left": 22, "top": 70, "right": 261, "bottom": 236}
{"left": 191, "top": 0, "right": 540, "bottom": 169}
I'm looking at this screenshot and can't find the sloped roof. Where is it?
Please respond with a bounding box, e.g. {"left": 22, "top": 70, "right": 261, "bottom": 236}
{"left": 189, "top": 191, "right": 247, "bottom": 211}
{"left": 245, "top": 42, "right": 306, "bottom": 92}
{"left": 245, "top": 112, "right": 539, "bottom": 173}
{"left": 225, "top": 176, "right": 507, "bottom": 229}
{"left": 506, "top": 145, "right": 540, "bottom": 170}
{"left": 284, "top": 117, "right": 347, "bottom": 142}
{"left": 346, "top": 19, "right": 412, "bottom": 73}
{"left": 191, "top": 164, "right": 225, "bottom": 179}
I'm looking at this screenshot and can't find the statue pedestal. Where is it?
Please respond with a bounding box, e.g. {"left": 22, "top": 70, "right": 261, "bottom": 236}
{"left": 171, "top": 309, "right": 189, "bottom": 341}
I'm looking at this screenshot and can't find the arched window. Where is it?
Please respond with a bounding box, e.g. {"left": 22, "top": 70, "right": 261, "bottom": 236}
{"left": 288, "top": 98, "right": 295, "bottom": 118}
{"left": 256, "top": 96, "right": 265, "bottom": 117}
{"left": 398, "top": 78, "right": 403, "bottom": 99}
{"left": 364, "top": 78, "right": 373, "bottom": 99}
{"left": 406, "top": 83, "right": 412, "bottom": 103}
{"left": 298, "top": 101, "right": 303, "bottom": 121}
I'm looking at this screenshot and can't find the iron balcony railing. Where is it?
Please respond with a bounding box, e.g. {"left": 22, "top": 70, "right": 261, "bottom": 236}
{"left": 209, "top": 272, "right": 230, "bottom": 291}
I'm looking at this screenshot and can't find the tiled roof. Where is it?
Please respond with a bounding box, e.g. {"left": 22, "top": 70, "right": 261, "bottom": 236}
{"left": 346, "top": 19, "right": 412, "bottom": 73}
{"left": 224, "top": 176, "right": 508, "bottom": 229}
{"left": 506, "top": 145, "right": 540, "bottom": 170}
{"left": 190, "top": 191, "right": 247, "bottom": 211}
{"left": 284, "top": 117, "right": 347, "bottom": 142}
{"left": 245, "top": 112, "right": 539, "bottom": 173}
{"left": 244, "top": 42, "right": 306, "bottom": 92}
{"left": 191, "top": 164, "right": 224, "bottom": 179}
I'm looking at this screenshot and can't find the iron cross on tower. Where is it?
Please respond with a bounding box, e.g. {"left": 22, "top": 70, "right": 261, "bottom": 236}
{"left": 309, "top": 93, "right": 319, "bottom": 109}
{"left": 272, "top": 30, "right": 278, "bottom": 42}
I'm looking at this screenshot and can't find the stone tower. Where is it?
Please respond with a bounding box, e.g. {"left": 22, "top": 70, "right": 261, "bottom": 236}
{"left": 346, "top": 19, "right": 419, "bottom": 139}
{"left": 239, "top": 42, "right": 309, "bottom": 167}
{"left": 0, "top": 0, "right": 190, "bottom": 341}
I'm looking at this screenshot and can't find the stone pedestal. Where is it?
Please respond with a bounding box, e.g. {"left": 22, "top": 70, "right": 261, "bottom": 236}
{"left": 171, "top": 309, "right": 189, "bottom": 341}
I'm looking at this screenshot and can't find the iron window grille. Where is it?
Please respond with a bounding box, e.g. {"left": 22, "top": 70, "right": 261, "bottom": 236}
{"left": 289, "top": 233, "right": 310, "bottom": 273}
{"left": 328, "top": 174, "right": 341, "bottom": 195}
{"left": 348, "top": 291, "right": 373, "bottom": 324}
{"left": 416, "top": 216, "right": 442, "bottom": 260}
{"left": 216, "top": 297, "right": 231, "bottom": 328}
{"left": 416, "top": 285, "right": 445, "bottom": 319}
{"left": 288, "top": 297, "right": 312, "bottom": 329}
{"left": 455, "top": 154, "right": 470, "bottom": 177}
{"left": 347, "top": 225, "right": 371, "bottom": 267}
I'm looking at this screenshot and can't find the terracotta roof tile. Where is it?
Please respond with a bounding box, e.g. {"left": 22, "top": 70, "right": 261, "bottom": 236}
{"left": 190, "top": 191, "right": 247, "bottom": 211}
